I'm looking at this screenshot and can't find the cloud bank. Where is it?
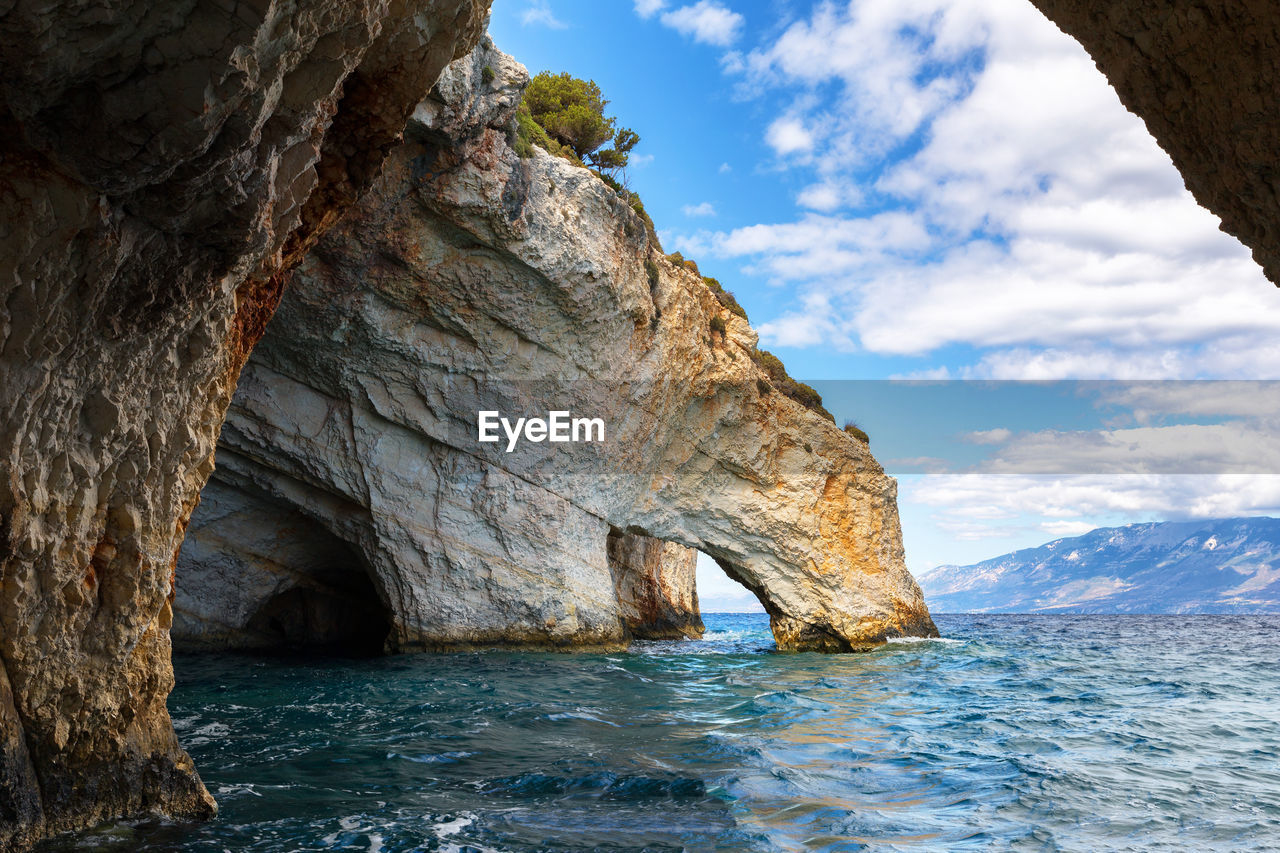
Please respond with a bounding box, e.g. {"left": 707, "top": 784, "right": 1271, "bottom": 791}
{"left": 667, "top": 0, "right": 1279, "bottom": 379}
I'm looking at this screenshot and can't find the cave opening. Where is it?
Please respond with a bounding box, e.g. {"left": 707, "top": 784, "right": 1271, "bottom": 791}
{"left": 173, "top": 476, "right": 395, "bottom": 658}
{"left": 244, "top": 562, "right": 392, "bottom": 658}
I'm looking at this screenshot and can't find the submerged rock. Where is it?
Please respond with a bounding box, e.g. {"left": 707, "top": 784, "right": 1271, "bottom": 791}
{"left": 175, "top": 39, "right": 938, "bottom": 654}
{"left": 0, "top": 1, "right": 489, "bottom": 847}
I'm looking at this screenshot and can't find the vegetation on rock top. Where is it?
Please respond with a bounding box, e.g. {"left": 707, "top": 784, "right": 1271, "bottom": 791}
{"left": 843, "top": 420, "right": 869, "bottom": 444}
{"left": 522, "top": 72, "right": 639, "bottom": 176}
{"left": 751, "top": 349, "right": 835, "bottom": 423}
{"left": 512, "top": 70, "right": 840, "bottom": 428}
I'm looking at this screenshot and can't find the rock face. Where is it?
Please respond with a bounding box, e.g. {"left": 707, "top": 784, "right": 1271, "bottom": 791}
{"left": 0, "top": 2, "right": 488, "bottom": 847}
{"left": 607, "top": 532, "right": 704, "bottom": 641}
{"left": 1029, "top": 1, "right": 1280, "bottom": 285}
{"left": 175, "top": 39, "right": 938, "bottom": 656}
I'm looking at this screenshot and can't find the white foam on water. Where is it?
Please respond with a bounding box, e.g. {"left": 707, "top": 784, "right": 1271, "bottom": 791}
{"left": 435, "top": 812, "right": 508, "bottom": 852}
{"left": 213, "top": 783, "right": 264, "bottom": 798}
{"left": 434, "top": 814, "right": 473, "bottom": 836}
{"left": 545, "top": 710, "right": 622, "bottom": 727}
{"left": 886, "top": 635, "right": 964, "bottom": 645}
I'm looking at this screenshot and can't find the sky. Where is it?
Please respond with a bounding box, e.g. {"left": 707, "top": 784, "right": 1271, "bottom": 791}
{"left": 488, "top": 0, "right": 1280, "bottom": 610}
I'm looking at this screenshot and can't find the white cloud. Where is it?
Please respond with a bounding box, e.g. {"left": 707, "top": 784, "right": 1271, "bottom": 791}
{"left": 660, "top": 1, "right": 744, "bottom": 47}
{"left": 796, "top": 181, "right": 864, "bottom": 212}
{"left": 634, "top": 0, "right": 666, "bottom": 18}
{"left": 1038, "top": 520, "right": 1099, "bottom": 538}
{"left": 696, "top": 0, "right": 1279, "bottom": 378}
{"left": 682, "top": 201, "right": 717, "bottom": 217}
{"left": 521, "top": 0, "right": 567, "bottom": 29}
{"left": 978, "top": 423, "right": 1280, "bottom": 475}
{"left": 898, "top": 383, "right": 1280, "bottom": 547}
{"left": 797, "top": 184, "right": 840, "bottom": 211}
{"left": 909, "top": 474, "right": 1280, "bottom": 527}
{"left": 764, "top": 116, "right": 813, "bottom": 155}
{"left": 719, "top": 162, "right": 732, "bottom": 173}
{"left": 966, "top": 428, "right": 1012, "bottom": 445}
{"left": 1095, "top": 381, "right": 1280, "bottom": 421}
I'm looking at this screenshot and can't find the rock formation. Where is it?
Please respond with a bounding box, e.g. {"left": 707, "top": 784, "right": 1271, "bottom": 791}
{"left": 607, "top": 533, "right": 704, "bottom": 641}
{"left": 0, "top": 2, "right": 488, "bottom": 847}
{"left": 1029, "top": 1, "right": 1280, "bottom": 285}
{"left": 174, "top": 38, "right": 938, "bottom": 656}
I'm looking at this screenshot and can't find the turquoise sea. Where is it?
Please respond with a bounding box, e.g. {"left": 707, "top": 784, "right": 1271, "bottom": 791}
{"left": 44, "top": 614, "right": 1280, "bottom": 851}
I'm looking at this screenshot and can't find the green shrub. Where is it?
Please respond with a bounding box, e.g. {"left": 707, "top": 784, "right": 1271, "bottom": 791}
{"left": 515, "top": 101, "right": 552, "bottom": 158}
{"left": 628, "top": 194, "right": 660, "bottom": 249}
{"left": 644, "top": 259, "right": 660, "bottom": 290}
{"left": 481, "top": 65, "right": 496, "bottom": 85}
{"left": 511, "top": 69, "right": 669, "bottom": 251}
{"left": 702, "top": 276, "right": 748, "bottom": 322}
{"left": 843, "top": 420, "right": 870, "bottom": 444}
{"left": 709, "top": 315, "right": 727, "bottom": 336}
{"left": 665, "top": 251, "right": 699, "bottom": 275}
{"left": 789, "top": 381, "right": 828, "bottom": 416}
{"left": 523, "top": 72, "right": 639, "bottom": 177}
{"left": 591, "top": 168, "right": 623, "bottom": 193}
{"left": 749, "top": 349, "right": 835, "bottom": 422}
{"left": 752, "top": 349, "right": 787, "bottom": 382}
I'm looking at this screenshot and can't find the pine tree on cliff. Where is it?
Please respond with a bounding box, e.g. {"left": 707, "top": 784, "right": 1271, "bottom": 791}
{"left": 522, "top": 72, "right": 639, "bottom": 177}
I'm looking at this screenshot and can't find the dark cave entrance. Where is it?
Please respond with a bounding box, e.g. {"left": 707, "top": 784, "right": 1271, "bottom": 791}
{"left": 220, "top": 504, "right": 394, "bottom": 658}
{"left": 245, "top": 565, "right": 392, "bottom": 658}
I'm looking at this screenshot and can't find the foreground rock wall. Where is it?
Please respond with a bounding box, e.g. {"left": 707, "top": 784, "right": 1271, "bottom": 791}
{"left": 607, "top": 533, "right": 704, "bottom": 641}
{"left": 176, "top": 39, "right": 938, "bottom": 655}
{"left": 1029, "top": 1, "right": 1280, "bottom": 285}
{"left": 0, "top": 2, "right": 488, "bottom": 847}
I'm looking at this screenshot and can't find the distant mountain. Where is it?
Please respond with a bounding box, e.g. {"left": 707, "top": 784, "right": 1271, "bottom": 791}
{"left": 921, "top": 517, "right": 1280, "bottom": 613}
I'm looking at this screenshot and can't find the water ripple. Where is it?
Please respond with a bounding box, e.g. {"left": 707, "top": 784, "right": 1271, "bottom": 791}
{"left": 37, "top": 613, "right": 1280, "bottom": 852}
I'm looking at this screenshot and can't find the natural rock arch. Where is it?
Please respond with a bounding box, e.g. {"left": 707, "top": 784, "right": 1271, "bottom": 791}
{"left": 3, "top": 0, "right": 1272, "bottom": 847}
{"left": 175, "top": 39, "right": 937, "bottom": 657}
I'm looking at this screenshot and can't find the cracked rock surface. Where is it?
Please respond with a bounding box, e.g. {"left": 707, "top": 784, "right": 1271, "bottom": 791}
{"left": 176, "top": 39, "right": 938, "bottom": 656}
{"left": 0, "top": 1, "right": 488, "bottom": 847}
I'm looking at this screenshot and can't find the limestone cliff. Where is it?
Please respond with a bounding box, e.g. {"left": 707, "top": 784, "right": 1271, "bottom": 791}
{"left": 174, "top": 39, "right": 938, "bottom": 656}
{"left": 1029, "top": 1, "right": 1280, "bottom": 285}
{"left": 0, "top": 2, "right": 488, "bottom": 848}
{"left": 607, "top": 533, "right": 704, "bottom": 641}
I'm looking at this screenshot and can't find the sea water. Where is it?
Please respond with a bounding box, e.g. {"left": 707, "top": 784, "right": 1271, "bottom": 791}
{"left": 42, "top": 614, "right": 1280, "bottom": 851}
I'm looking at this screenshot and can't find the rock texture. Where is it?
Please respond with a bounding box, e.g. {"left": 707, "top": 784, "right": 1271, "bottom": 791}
{"left": 0, "top": 2, "right": 488, "bottom": 847}
{"left": 176, "top": 39, "right": 937, "bottom": 656}
{"left": 1029, "top": 1, "right": 1280, "bottom": 285}
{"left": 607, "top": 532, "right": 704, "bottom": 640}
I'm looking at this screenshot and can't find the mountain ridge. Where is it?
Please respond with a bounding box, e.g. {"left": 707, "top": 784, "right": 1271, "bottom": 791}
{"left": 922, "top": 517, "right": 1280, "bottom": 613}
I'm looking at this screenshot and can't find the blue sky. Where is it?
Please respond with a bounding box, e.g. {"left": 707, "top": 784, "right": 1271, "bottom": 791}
{"left": 488, "top": 0, "right": 1280, "bottom": 609}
